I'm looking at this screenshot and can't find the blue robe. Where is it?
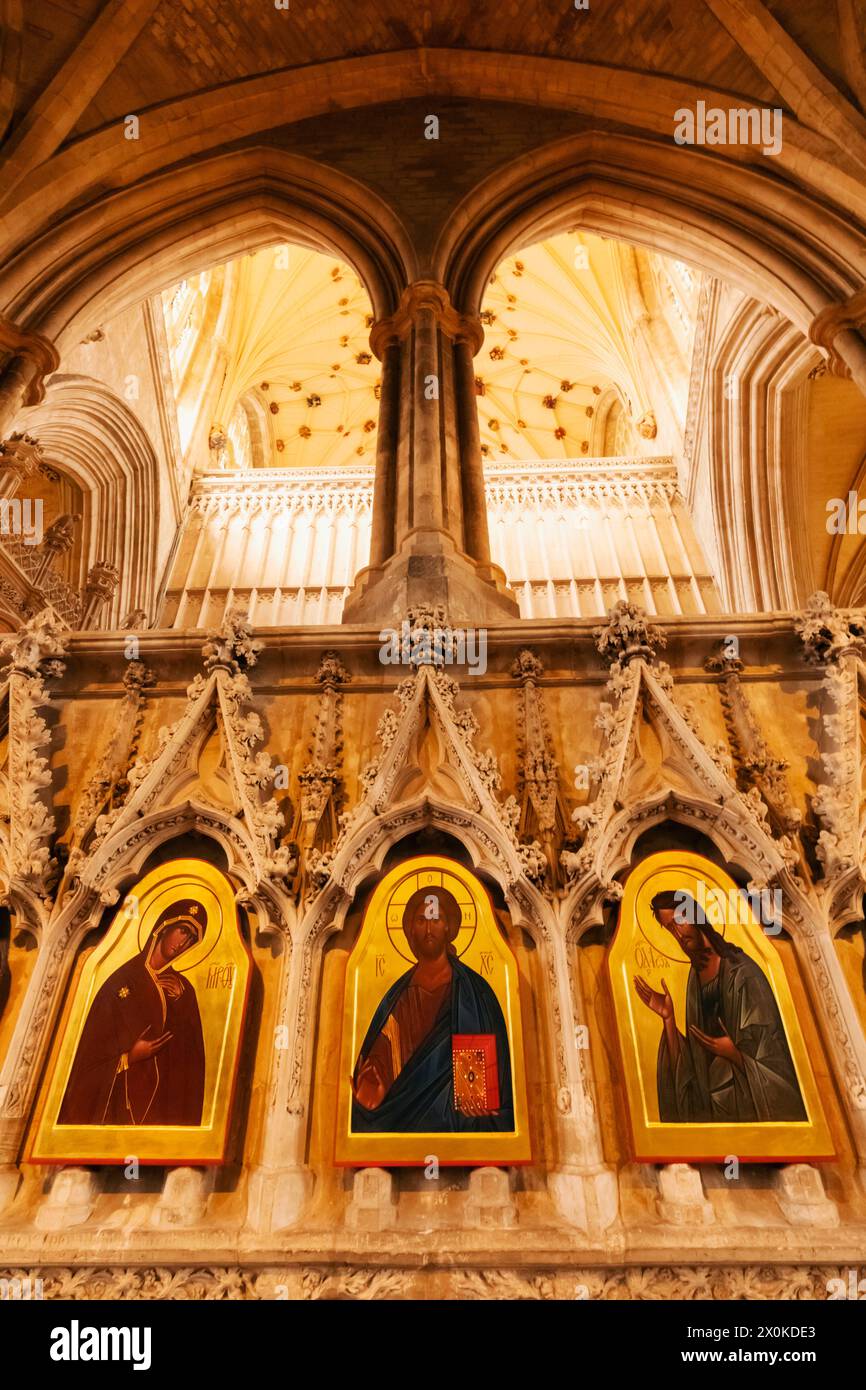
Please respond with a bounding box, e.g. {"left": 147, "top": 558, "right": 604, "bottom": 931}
{"left": 351, "top": 957, "right": 515, "bottom": 1133}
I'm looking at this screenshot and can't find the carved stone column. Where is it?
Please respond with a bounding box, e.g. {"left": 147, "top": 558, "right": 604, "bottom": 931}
{"left": 245, "top": 932, "right": 315, "bottom": 1233}
{"left": 31, "top": 513, "right": 79, "bottom": 587}
{"left": 343, "top": 281, "right": 517, "bottom": 626}
{"left": 0, "top": 318, "right": 59, "bottom": 438}
{"left": 79, "top": 560, "right": 120, "bottom": 629}
{"left": 453, "top": 335, "right": 493, "bottom": 572}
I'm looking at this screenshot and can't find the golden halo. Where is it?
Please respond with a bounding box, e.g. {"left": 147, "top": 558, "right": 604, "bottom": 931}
{"left": 636, "top": 876, "right": 727, "bottom": 964}
{"left": 384, "top": 868, "right": 477, "bottom": 964}
{"left": 135, "top": 879, "right": 223, "bottom": 973}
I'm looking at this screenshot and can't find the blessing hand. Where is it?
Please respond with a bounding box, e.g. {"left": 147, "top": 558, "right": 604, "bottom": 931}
{"left": 352, "top": 1059, "right": 386, "bottom": 1111}
{"left": 128, "top": 1025, "right": 172, "bottom": 1065}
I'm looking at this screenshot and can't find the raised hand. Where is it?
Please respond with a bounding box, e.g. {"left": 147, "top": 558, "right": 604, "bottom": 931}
{"left": 128, "top": 1024, "right": 173, "bottom": 1066}
{"left": 633, "top": 974, "right": 674, "bottom": 1021}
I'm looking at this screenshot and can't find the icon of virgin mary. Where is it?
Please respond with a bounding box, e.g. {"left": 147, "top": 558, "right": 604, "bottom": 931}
{"left": 58, "top": 900, "right": 207, "bottom": 1127}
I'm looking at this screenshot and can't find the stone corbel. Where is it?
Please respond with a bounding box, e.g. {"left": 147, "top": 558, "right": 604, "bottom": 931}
{"left": 810, "top": 287, "right": 866, "bottom": 380}
{"left": 0, "top": 318, "right": 60, "bottom": 436}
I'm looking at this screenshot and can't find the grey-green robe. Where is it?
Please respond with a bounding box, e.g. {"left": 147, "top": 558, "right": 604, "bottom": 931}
{"left": 657, "top": 952, "right": 806, "bottom": 1123}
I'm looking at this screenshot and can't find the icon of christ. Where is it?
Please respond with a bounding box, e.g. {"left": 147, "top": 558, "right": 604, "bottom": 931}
{"left": 633, "top": 889, "right": 807, "bottom": 1124}
{"left": 58, "top": 900, "right": 207, "bottom": 1127}
{"left": 350, "top": 887, "right": 515, "bottom": 1132}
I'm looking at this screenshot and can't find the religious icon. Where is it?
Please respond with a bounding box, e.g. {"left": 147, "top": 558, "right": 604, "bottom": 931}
{"left": 30, "top": 858, "right": 250, "bottom": 1165}
{"left": 336, "top": 856, "right": 530, "bottom": 1165}
{"left": 57, "top": 899, "right": 207, "bottom": 1128}
{"left": 608, "top": 850, "right": 833, "bottom": 1162}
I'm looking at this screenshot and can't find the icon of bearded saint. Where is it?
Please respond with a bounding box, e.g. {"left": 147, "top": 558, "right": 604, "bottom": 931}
{"left": 58, "top": 901, "right": 207, "bottom": 1127}
{"left": 633, "top": 890, "right": 806, "bottom": 1124}
{"left": 350, "top": 887, "right": 514, "bottom": 1133}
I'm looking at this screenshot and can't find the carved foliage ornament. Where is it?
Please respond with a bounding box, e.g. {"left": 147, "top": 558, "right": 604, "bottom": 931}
{"left": 0, "top": 609, "right": 67, "bottom": 900}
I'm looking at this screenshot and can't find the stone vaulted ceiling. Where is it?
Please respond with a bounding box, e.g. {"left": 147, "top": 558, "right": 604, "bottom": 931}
{"left": 478, "top": 232, "right": 698, "bottom": 462}
{"left": 163, "top": 246, "right": 379, "bottom": 471}
{"left": 161, "top": 231, "right": 699, "bottom": 470}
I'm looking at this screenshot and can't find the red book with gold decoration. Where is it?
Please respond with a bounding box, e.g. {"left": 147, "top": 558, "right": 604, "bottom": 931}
{"left": 452, "top": 1033, "right": 500, "bottom": 1114}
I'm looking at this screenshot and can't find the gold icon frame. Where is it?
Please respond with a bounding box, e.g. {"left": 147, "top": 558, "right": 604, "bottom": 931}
{"left": 30, "top": 858, "right": 251, "bottom": 1165}
{"left": 608, "top": 850, "right": 834, "bottom": 1162}
{"left": 335, "top": 855, "right": 531, "bottom": 1166}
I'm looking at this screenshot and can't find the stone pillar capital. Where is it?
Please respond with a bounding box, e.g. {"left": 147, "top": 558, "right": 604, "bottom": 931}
{"left": 0, "top": 316, "right": 60, "bottom": 406}
{"left": 810, "top": 286, "right": 866, "bottom": 380}
{"left": 370, "top": 280, "right": 483, "bottom": 358}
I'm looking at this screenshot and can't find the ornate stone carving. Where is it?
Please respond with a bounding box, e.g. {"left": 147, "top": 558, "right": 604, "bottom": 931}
{"left": 594, "top": 600, "right": 665, "bottom": 668}
{"left": 297, "top": 652, "right": 349, "bottom": 864}
{"left": 67, "top": 661, "right": 155, "bottom": 867}
{"left": 706, "top": 645, "right": 802, "bottom": 838}
{"left": 0, "top": 433, "right": 45, "bottom": 496}
{"left": 0, "top": 1262, "right": 849, "bottom": 1301}
{"left": 795, "top": 595, "right": 864, "bottom": 881}
{"left": 510, "top": 648, "right": 566, "bottom": 884}
{"left": 0, "top": 610, "right": 67, "bottom": 903}
{"left": 795, "top": 591, "right": 866, "bottom": 666}
{"left": 85, "top": 612, "right": 291, "bottom": 888}
{"left": 370, "top": 280, "right": 483, "bottom": 357}
{"left": 202, "top": 606, "right": 264, "bottom": 674}
{"left": 635, "top": 409, "right": 658, "bottom": 440}
{"left": 511, "top": 649, "right": 560, "bottom": 838}
{"left": 79, "top": 560, "right": 120, "bottom": 629}
{"left": 0, "top": 607, "right": 66, "bottom": 677}
{"left": 121, "top": 608, "right": 149, "bottom": 629}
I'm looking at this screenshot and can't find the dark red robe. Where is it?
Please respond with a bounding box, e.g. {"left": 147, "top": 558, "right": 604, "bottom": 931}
{"left": 58, "top": 951, "right": 205, "bottom": 1126}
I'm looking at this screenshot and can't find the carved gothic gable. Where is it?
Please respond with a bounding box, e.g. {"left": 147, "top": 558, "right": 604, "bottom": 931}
{"left": 307, "top": 614, "right": 548, "bottom": 892}
{"left": 564, "top": 603, "right": 799, "bottom": 906}
{"left": 77, "top": 611, "right": 294, "bottom": 893}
